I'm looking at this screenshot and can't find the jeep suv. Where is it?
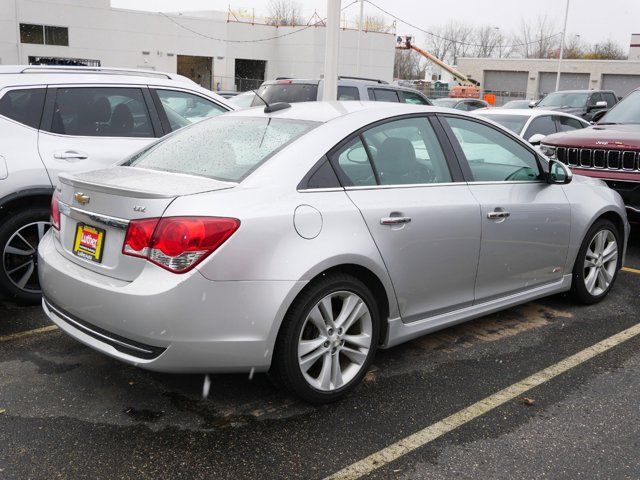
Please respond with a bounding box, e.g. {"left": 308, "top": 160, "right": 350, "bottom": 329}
{"left": 251, "top": 77, "right": 432, "bottom": 106}
{"left": 541, "top": 88, "right": 640, "bottom": 221}
{"left": 0, "top": 66, "right": 233, "bottom": 303}
{"left": 534, "top": 89, "right": 618, "bottom": 121}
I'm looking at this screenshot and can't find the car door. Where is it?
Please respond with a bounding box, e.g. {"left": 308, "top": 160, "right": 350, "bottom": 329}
{"left": 330, "top": 115, "right": 481, "bottom": 321}
{"left": 440, "top": 114, "right": 571, "bottom": 303}
{"left": 149, "top": 87, "right": 229, "bottom": 133}
{"left": 37, "top": 85, "right": 161, "bottom": 184}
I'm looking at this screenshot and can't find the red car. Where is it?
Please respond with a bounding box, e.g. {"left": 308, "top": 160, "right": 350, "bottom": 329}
{"left": 541, "top": 88, "right": 640, "bottom": 221}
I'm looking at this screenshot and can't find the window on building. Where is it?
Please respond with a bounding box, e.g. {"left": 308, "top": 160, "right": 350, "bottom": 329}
{"left": 20, "top": 24, "right": 68, "bottom": 46}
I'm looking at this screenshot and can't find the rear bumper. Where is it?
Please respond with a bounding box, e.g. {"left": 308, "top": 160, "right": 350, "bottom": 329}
{"left": 38, "top": 232, "right": 305, "bottom": 373}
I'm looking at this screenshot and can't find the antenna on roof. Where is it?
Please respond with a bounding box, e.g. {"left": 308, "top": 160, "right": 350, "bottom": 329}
{"left": 252, "top": 89, "right": 291, "bottom": 113}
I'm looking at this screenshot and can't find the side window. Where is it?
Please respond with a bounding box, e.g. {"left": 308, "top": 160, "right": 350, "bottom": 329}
{"left": 589, "top": 92, "right": 603, "bottom": 106}
{"left": 402, "top": 91, "right": 430, "bottom": 105}
{"left": 337, "top": 86, "right": 360, "bottom": 101}
{"left": 0, "top": 88, "right": 46, "bottom": 129}
{"left": 330, "top": 137, "right": 376, "bottom": 187}
{"left": 557, "top": 115, "right": 586, "bottom": 132}
{"left": 305, "top": 159, "right": 341, "bottom": 189}
{"left": 370, "top": 89, "right": 400, "bottom": 103}
{"left": 155, "top": 89, "right": 227, "bottom": 132}
{"left": 444, "top": 116, "right": 541, "bottom": 182}
{"left": 49, "top": 87, "right": 154, "bottom": 137}
{"left": 523, "top": 115, "right": 557, "bottom": 140}
{"left": 604, "top": 93, "right": 617, "bottom": 108}
{"left": 362, "top": 117, "right": 452, "bottom": 185}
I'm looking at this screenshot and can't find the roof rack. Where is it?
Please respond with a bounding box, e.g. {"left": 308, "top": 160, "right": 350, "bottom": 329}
{"left": 17, "top": 65, "right": 181, "bottom": 80}
{"left": 338, "top": 76, "right": 389, "bottom": 84}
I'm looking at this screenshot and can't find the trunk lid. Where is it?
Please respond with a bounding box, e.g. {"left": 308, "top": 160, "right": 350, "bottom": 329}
{"left": 55, "top": 166, "right": 236, "bottom": 281}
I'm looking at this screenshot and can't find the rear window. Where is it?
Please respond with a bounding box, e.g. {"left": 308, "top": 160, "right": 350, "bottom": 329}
{"left": 251, "top": 83, "right": 318, "bottom": 106}
{"left": 477, "top": 114, "right": 528, "bottom": 134}
{"left": 125, "top": 116, "right": 319, "bottom": 182}
{"left": 0, "top": 88, "right": 46, "bottom": 128}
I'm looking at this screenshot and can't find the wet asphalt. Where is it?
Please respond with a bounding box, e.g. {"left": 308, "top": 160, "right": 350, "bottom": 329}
{"left": 0, "top": 233, "right": 639, "bottom": 480}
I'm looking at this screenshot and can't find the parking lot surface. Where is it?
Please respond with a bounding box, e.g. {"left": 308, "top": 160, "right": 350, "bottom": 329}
{"left": 1, "top": 233, "right": 639, "bottom": 479}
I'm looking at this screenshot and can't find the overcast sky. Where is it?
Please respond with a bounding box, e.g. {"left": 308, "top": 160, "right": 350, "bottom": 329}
{"left": 111, "top": 0, "right": 638, "bottom": 51}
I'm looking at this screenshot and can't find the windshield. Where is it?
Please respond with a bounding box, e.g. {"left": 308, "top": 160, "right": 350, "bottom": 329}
{"left": 251, "top": 83, "right": 319, "bottom": 106}
{"left": 537, "top": 92, "right": 589, "bottom": 108}
{"left": 477, "top": 114, "right": 528, "bottom": 134}
{"left": 433, "top": 98, "right": 459, "bottom": 107}
{"left": 125, "top": 116, "right": 319, "bottom": 182}
{"left": 599, "top": 90, "right": 640, "bottom": 124}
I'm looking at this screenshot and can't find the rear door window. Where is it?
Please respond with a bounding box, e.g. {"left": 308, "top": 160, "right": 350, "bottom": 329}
{"left": 523, "top": 115, "right": 557, "bottom": 140}
{"left": 401, "top": 91, "right": 430, "bottom": 105}
{"left": 154, "top": 89, "right": 227, "bottom": 132}
{"left": 330, "top": 137, "right": 377, "bottom": 187}
{"left": 48, "top": 87, "right": 154, "bottom": 137}
{"left": 337, "top": 86, "right": 360, "bottom": 101}
{"left": 369, "top": 88, "right": 400, "bottom": 103}
{"left": 251, "top": 83, "right": 318, "bottom": 106}
{"left": 603, "top": 93, "right": 617, "bottom": 108}
{"left": 0, "top": 88, "right": 46, "bottom": 129}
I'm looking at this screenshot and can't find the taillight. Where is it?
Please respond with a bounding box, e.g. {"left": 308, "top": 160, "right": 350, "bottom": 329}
{"left": 123, "top": 217, "right": 240, "bottom": 273}
{"left": 51, "top": 190, "right": 61, "bottom": 230}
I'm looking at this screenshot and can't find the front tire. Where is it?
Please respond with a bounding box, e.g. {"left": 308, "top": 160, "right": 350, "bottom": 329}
{"left": 271, "top": 273, "right": 380, "bottom": 403}
{"left": 570, "top": 218, "right": 621, "bottom": 305}
{"left": 0, "top": 208, "right": 51, "bottom": 305}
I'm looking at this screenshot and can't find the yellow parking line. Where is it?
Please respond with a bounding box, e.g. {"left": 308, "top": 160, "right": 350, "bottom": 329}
{"left": 622, "top": 266, "right": 640, "bottom": 275}
{"left": 0, "top": 325, "right": 58, "bottom": 343}
{"left": 325, "top": 322, "right": 640, "bottom": 480}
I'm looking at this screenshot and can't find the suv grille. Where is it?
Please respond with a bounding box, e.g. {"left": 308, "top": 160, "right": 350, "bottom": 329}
{"left": 556, "top": 147, "right": 640, "bottom": 172}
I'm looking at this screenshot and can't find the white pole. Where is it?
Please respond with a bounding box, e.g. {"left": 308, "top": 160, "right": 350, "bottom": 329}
{"left": 322, "top": 0, "right": 341, "bottom": 101}
{"left": 14, "top": 0, "right": 22, "bottom": 63}
{"left": 356, "top": 0, "right": 364, "bottom": 74}
{"left": 555, "top": 0, "right": 570, "bottom": 92}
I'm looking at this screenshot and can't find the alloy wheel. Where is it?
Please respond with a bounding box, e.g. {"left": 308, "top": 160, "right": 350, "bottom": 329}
{"left": 583, "top": 229, "right": 618, "bottom": 296}
{"left": 297, "top": 291, "right": 373, "bottom": 391}
{"left": 2, "top": 221, "right": 50, "bottom": 293}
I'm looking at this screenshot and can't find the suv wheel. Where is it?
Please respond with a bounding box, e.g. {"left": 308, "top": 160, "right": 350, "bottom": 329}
{"left": 271, "top": 273, "right": 379, "bottom": 403}
{"left": 0, "top": 208, "right": 51, "bottom": 305}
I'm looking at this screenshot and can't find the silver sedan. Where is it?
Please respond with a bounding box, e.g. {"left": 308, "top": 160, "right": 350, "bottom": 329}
{"left": 38, "top": 102, "right": 629, "bottom": 403}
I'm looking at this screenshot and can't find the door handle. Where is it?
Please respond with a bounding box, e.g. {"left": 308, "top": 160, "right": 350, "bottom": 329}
{"left": 487, "top": 211, "right": 510, "bottom": 219}
{"left": 54, "top": 150, "right": 88, "bottom": 160}
{"left": 380, "top": 216, "right": 412, "bottom": 225}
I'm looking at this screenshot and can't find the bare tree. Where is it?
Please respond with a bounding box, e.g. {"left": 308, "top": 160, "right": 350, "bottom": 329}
{"left": 513, "top": 15, "right": 560, "bottom": 58}
{"left": 585, "top": 39, "right": 627, "bottom": 60}
{"left": 394, "top": 49, "right": 425, "bottom": 80}
{"left": 424, "top": 21, "right": 474, "bottom": 64}
{"left": 562, "top": 34, "right": 585, "bottom": 59}
{"left": 353, "top": 14, "right": 387, "bottom": 33}
{"left": 472, "top": 26, "right": 503, "bottom": 58}
{"left": 266, "top": 0, "right": 304, "bottom": 26}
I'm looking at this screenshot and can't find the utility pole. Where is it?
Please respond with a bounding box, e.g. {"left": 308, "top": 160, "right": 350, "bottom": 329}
{"left": 322, "top": 0, "right": 341, "bottom": 101}
{"left": 14, "top": 0, "right": 22, "bottom": 63}
{"left": 555, "top": 0, "right": 570, "bottom": 92}
{"left": 356, "top": 0, "right": 364, "bottom": 74}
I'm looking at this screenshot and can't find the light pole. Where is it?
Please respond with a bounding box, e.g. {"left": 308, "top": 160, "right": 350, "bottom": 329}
{"left": 494, "top": 27, "right": 501, "bottom": 58}
{"left": 356, "top": 0, "right": 364, "bottom": 74}
{"left": 555, "top": 0, "right": 570, "bottom": 92}
{"left": 322, "top": 0, "right": 341, "bottom": 101}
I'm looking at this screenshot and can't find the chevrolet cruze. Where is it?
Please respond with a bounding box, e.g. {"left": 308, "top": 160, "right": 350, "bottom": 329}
{"left": 38, "top": 101, "right": 629, "bottom": 403}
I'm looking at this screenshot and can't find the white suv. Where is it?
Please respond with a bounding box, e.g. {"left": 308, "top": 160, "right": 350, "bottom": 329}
{"left": 0, "top": 66, "right": 234, "bottom": 304}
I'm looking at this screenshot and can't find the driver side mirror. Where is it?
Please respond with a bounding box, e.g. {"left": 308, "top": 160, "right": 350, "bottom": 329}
{"left": 547, "top": 158, "right": 572, "bottom": 184}
{"left": 588, "top": 100, "right": 608, "bottom": 111}
{"left": 528, "top": 100, "right": 538, "bottom": 108}
{"left": 528, "top": 133, "right": 546, "bottom": 145}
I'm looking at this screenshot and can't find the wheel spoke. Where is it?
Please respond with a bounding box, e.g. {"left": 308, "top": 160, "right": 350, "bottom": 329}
{"left": 334, "top": 294, "right": 359, "bottom": 329}
{"left": 594, "top": 231, "right": 605, "bottom": 254}
{"left": 5, "top": 245, "right": 35, "bottom": 256}
{"left": 600, "top": 267, "right": 613, "bottom": 284}
{"left": 299, "top": 337, "right": 326, "bottom": 357}
{"left": 318, "top": 352, "right": 333, "bottom": 390}
{"left": 16, "top": 232, "right": 36, "bottom": 252}
{"left": 318, "top": 297, "right": 335, "bottom": 328}
{"left": 343, "top": 333, "right": 371, "bottom": 349}
{"left": 331, "top": 354, "right": 344, "bottom": 389}
{"left": 15, "top": 262, "right": 35, "bottom": 289}
{"left": 307, "top": 305, "right": 328, "bottom": 335}
{"left": 585, "top": 247, "right": 598, "bottom": 261}
{"left": 585, "top": 268, "right": 598, "bottom": 293}
{"left": 299, "top": 344, "right": 327, "bottom": 372}
{"left": 7, "top": 261, "right": 33, "bottom": 275}
{"left": 37, "top": 222, "right": 46, "bottom": 241}
{"left": 341, "top": 346, "right": 367, "bottom": 365}
{"left": 584, "top": 257, "right": 597, "bottom": 268}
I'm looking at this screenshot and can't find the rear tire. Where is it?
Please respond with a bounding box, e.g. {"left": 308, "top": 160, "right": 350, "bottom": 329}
{"left": 0, "top": 208, "right": 51, "bottom": 305}
{"left": 270, "top": 273, "right": 380, "bottom": 403}
{"left": 570, "top": 218, "right": 621, "bottom": 305}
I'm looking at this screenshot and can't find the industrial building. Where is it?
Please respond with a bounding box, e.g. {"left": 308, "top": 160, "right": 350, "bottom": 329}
{"left": 0, "top": 0, "right": 395, "bottom": 91}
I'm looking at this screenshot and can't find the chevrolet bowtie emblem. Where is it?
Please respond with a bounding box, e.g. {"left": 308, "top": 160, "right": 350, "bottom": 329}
{"left": 74, "top": 192, "right": 90, "bottom": 205}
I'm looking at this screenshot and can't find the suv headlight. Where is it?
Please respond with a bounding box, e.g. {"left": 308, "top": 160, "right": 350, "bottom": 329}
{"left": 540, "top": 144, "right": 556, "bottom": 158}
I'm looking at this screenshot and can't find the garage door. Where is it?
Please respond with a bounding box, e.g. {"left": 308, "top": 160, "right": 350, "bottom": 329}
{"left": 538, "top": 72, "right": 589, "bottom": 95}
{"left": 483, "top": 71, "right": 528, "bottom": 105}
{"left": 602, "top": 74, "right": 640, "bottom": 98}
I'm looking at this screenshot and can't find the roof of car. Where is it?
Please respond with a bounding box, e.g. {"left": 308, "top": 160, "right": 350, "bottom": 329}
{"left": 545, "top": 89, "right": 615, "bottom": 94}
{"left": 475, "top": 108, "right": 588, "bottom": 120}
{"left": 225, "top": 100, "right": 450, "bottom": 123}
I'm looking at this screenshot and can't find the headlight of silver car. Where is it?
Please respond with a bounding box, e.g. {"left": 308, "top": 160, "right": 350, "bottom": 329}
{"left": 540, "top": 144, "right": 556, "bottom": 158}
